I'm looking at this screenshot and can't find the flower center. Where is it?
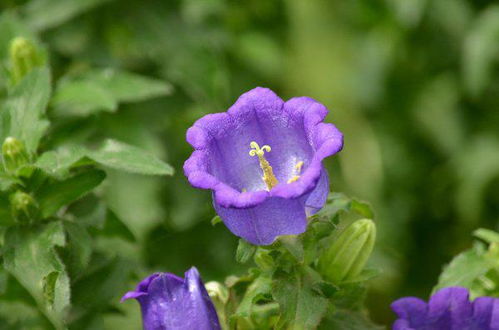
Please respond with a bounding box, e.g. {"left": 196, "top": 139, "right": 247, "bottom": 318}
{"left": 287, "top": 161, "right": 304, "bottom": 183}
{"left": 249, "top": 141, "right": 278, "bottom": 190}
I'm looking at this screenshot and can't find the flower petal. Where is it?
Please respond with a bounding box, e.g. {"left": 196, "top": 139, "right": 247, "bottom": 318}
{"left": 214, "top": 196, "right": 307, "bottom": 245}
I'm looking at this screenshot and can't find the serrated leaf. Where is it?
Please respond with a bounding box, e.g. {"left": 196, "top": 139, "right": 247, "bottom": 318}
{"left": 235, "top": 275, "right": 273, "bottom": 317}
{"left": 3, "top": 222, "right": 70, "bottom": 329}
{"left": 89, "top": 139, "right": 173, "bottom": 176}
{"left": 434, "top": 244, "right": 494, "bottom": 292}
{"left": 236, "top": 239, "right": 256, "bottom": 264}
{"left": 36, "top": 169, "right": 106, "bottom": 217}
{"left": 272, "top": 269, "right": 328, "bottom": 329}
{"left": 4, "top": 68, "right": 51, "bottom": 154}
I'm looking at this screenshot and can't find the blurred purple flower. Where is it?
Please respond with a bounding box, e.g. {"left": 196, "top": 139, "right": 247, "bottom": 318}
{"left": 392, "top": 287, "right": 499, "bottom": 330}
{"left": 184, "top": 87, "right": 343, "bottom": 245}
{"left": 121, "top": 267, "right": 220, "bottom": 330}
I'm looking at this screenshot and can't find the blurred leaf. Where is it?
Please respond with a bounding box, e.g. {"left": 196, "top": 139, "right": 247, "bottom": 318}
{"left": 35, "top": 146, "right": 87, "bottom": 177}
{"left": 61, "top": 221, "right": 92, "bottom": 277}
{"left": 23, "top": 0, "right": 114, "bottom": 31}
{"left": 36, "top": 168, "right": 106, "bottom": 217}
{"left": 474, "top": 228, "right": 499, "bottom": 245}
{"left": 463, "top": 6, "right": 499, "bottom": 96}
{"left": 51, "top": 81, "right": 117, "bottom": 116}
{"left": 3, "top": 222, "right": 69, "bottom": 328}
{"left": 80, "top": 69, "right": 173, "bottom": 103}
{"left": 52, "top": 69, "right": 172, "bottom": 117}
{"left": 99, "top": 209, "right": 136, "bottom": 242}
{"left": 236, "top": 239, "right": 256, "bottom": 264}
{"left": 4, "top": 67, "right": 51, "bottom": 154}
{"left": 89, "top": 139, "right": 173, "bottom": 176}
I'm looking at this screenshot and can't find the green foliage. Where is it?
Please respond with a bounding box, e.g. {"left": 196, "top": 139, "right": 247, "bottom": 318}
{"left": 434, "top": 228, "right": 499, "bottom": 299}
{"left": 0, "top": 0, "right": 497, "bottom": 328}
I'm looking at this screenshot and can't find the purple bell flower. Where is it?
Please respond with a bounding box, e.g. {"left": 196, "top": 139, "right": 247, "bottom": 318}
{"left": 391, "top": 287, "right": 499, "bottom": 330}
{"left": 121, "top": 267, "right": 221, "bottom": 330}
{"left": 183, "top": 87, "right": 343, "bottom": 245}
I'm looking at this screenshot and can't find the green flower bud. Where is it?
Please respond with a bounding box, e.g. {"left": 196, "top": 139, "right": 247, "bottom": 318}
{"left": 2, "top": 137, "right": 29, "bottom": 173}
{"left": 9, "top": 37, "right": 42, "bottom": 84}
{"left": 318, "top": 219, "right": 376, "bottom": 284}
{"left": 205, "top": 281, "right": 229, "bottom": 330}
{"left": 10, "top": 191, "right": 39, "bottom": 224}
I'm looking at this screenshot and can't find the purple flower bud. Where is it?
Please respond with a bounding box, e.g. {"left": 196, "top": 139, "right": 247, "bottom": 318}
{"left": 122, "top": 267, "right": 221, "bottom": 330}
{"left": 184, "top": 87, "right": 343, "bottom": 245}
{"left": 391, "top": 287, "right": 499, "bottom": 329}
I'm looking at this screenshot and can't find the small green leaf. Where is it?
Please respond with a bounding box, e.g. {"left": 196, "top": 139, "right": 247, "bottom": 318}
{"left": 35, "top": 146, "right": 87, "bottom": 177}
{"left": 89, "top": 139, "right": 174, "bottom": 176}
{"left": 3, "top": 222, "right": 70, "bottom": 328}
{"left": 474, "top": 228, "right": 499, "bottom": 244}
{"left": 36, "top": 169, "right": 106, "bottom": 217}
{"left": 236, "top": 239, "right": 256, "bottom": 264}
{"left": 211, "top": 215, "right": 222, "bottom": 226}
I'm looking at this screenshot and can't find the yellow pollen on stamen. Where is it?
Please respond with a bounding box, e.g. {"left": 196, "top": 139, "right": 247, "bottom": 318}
{"left": 287, "top": 161, "right": 304, "bottom": 183}
{"left": 249, "top": 141, "right": 278, "bottom": 190}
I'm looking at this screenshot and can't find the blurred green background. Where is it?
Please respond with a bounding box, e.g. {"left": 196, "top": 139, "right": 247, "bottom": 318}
{"left": 1, "top": 0, "right": 499, "bottom": 327}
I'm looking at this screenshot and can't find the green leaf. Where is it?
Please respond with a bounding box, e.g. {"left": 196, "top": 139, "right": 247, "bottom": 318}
{"left": 236, "top": 239, "right": 256, "bottom": 264}
{"left": 88, "top": 139, "right": 174, "bottom": 176}
{"left": 36, "top": 169, "right": 106, "bottom": 217}
{"left": 272, "top": 268, "right": 328, "bottom": 329}
{"left": 3, "top": 222, "right": 70, "bottom": 329}
{"left": 4, "top": 68, "right": 51, "bottom": 154}
{"left": 23, "top": 0, "right": 114, "bottom": 31}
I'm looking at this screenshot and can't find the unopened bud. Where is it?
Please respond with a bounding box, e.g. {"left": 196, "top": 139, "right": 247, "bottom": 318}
{"left": 2, "top": 137, "right": 29, "bottom": 173}
{"left": 205, "top": 281, "right": 229, "bottom": 330}
{"left": 10, "top": 191, "right": 39, "bottom": 224}
{"left": 9, "top": 37, "right": 42, "bottom": 84}
{"left": 318, "top": 219, "right": 376, "bottom": 284}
